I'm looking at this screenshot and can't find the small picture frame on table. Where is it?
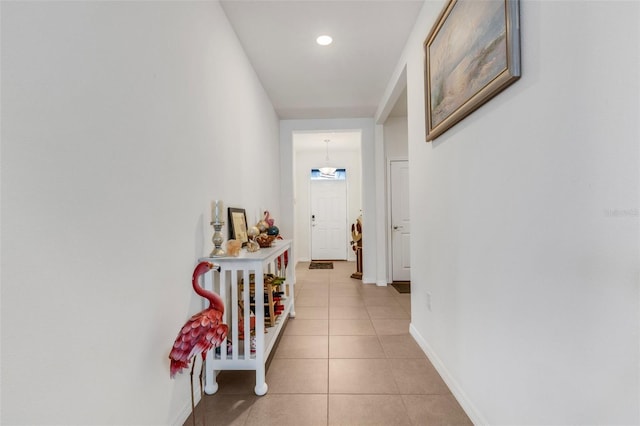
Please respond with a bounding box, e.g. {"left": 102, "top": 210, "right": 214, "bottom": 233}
{"left": 228, "top": 207, "right": 248, "bottom": 246}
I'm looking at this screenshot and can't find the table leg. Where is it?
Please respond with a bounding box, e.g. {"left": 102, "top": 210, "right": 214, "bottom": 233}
{"left": 254, "top": 365, "right": 268, "bottom": 396}
{"left": 253, "top": 269, "right": 268, "bottom": 396}
{"left": 204, "top": 349, "right": 218, "bottom": 394}
{"left": 286, "top": 246, "right": 296, "bottom": 318}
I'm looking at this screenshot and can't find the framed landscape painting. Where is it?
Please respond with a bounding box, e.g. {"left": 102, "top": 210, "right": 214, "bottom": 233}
{"left": 424, "top": 0, "right": 521, "bottom": 141}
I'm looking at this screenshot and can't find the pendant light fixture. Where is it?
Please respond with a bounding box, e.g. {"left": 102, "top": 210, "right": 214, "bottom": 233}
{"left": 319, "top": 139, "right": 337, "bottom": 177}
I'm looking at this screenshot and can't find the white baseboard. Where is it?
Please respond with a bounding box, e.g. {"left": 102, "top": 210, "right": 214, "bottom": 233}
{"left": 362, "top": 275, "right": 375, "bottom": 284}
{"left": 171, "top": 367, "right": 220, "bottom": 426}
{"left": 409, "top": 323, "right": 488, "bottom": 425}
{"left": 376, "top": 280, "right": 388, "bottom": 287}
{"left": 171, "top": 389, "right": 201, "bottom": 426}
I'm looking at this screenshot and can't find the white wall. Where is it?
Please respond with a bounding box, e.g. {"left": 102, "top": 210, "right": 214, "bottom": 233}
{"left": 1, "top": 1, "right": 280, "bottom": 424}
{"left": 293, "top": 148, "right": 362, "bottom": 262}
{"left": 384, "top": 116, "right": 409, "bottom": 159}
{"left": 379, "top": 0, "right": 640, "bottom": 424}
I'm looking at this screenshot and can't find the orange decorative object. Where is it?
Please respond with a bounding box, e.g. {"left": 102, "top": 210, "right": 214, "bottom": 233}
{"left": 226, "top": 239, "right": 242, "bottom": 257}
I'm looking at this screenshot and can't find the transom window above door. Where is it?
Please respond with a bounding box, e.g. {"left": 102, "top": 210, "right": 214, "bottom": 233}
{"left": 311, "top": 168, "right": 346, "bottom": 180}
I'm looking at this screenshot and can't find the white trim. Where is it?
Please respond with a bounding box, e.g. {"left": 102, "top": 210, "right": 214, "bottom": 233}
{"left": 409, "top": 324, "right": 488, "bottom": 425}
{"left": 374, "top": 124, "right": 388, "bottom": 286}
{"left": 361, "top": 275, "right": 375, "bottom": 284}
{"left": 171, "top": 358, "right": 216, "bottom": 426}
{"left": 376, "top": 65, "right": 408, "bottom": 124}
{"left": 386, "top": 157, "right": 408, "bottom": 283}
{"left": 172, "top": 389, "right": 198, "bottom": 426}
{"left": 376, "top": 61, "right": 408, "bottom": 285}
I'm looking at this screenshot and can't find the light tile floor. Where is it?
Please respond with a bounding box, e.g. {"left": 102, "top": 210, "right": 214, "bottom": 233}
{"left": 187, "top": 261, "right": 471, "bottom": 426}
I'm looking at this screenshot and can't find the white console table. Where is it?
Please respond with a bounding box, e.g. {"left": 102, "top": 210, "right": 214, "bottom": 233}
{"left": 199, "top": 239, "right": 295, "bottom": 396}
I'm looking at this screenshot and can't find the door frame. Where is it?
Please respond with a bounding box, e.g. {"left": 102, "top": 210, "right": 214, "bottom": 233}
{"left": 386, "top": 157, "right": 409, "bottom": 283}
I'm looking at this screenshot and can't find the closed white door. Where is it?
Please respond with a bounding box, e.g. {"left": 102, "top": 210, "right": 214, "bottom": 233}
{"left": 391, "top": 160, "right": 411, "bottom": 281}
{"left": 311, "top": 179, "right": 347, "bottom": 260}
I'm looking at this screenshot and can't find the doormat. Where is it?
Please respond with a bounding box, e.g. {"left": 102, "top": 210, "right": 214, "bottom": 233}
{"left": 391, "top": 282, "right": 411, "bottom": 293}
{"left": 309, "top": 262, "right": 333, "bottom": 269}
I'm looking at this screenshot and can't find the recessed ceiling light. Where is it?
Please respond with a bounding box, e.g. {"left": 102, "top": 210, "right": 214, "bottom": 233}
{"left": 316, "top": 35, "right": 333, "bottom": 46}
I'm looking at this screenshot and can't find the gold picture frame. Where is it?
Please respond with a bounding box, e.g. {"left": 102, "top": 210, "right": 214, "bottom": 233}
{"left": 425, "top": 0, "right": 521, "bottom": 141}
{"left": 228, "top": 207, "right": 248, "bottom": 246}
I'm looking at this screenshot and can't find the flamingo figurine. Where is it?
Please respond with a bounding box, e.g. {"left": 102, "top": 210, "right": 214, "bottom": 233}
{"left": 264, "top": 210, "right": 275, "bottom": 227}
{"left": 169, "top": 261, "right": 228, "bottom": 426}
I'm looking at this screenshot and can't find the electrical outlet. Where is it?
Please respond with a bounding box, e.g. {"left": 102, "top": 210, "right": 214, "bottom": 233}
{"left": 426, "top": 292, "right": 432, "bottom": 311}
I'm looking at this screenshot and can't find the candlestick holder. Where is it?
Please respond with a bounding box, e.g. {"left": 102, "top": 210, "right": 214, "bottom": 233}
{"left": 210, "top": 221, "right": 226, "bottom": 257}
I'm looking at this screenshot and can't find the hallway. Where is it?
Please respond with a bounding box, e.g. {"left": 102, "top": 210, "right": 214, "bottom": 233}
{"left": 186, "top": 261, "right": 471, "bottom": 425}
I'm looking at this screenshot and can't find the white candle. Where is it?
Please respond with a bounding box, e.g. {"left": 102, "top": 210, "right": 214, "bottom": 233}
{"left": 213, "top": 200, "right": 223, "bottom": 223}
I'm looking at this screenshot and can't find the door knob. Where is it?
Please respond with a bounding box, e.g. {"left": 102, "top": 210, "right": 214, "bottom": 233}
{"left": 393, "top": 225, "right": 403, "bottom": 230}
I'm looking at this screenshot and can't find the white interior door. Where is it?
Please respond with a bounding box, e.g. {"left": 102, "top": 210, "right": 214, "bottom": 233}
{"left": 311, "top": 179, "right": 347, "bottom": 260}
{"left": 391, "top": 160, "right": 411, "bottom": 281}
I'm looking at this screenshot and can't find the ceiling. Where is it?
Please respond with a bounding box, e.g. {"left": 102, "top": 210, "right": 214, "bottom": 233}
{"left": 293, "top": 130, "right": 362, "bottom": 153}
{"left": 220, "top": 0, "right": 422, "bottom": 120}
